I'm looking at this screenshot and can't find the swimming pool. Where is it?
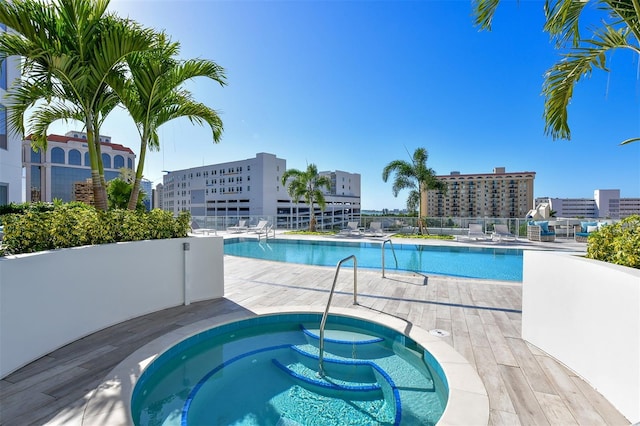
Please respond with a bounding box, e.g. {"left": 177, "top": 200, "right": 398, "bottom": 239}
{"left": 131, "top": 313, "right": 449, "bottom": 425}
{"left": 224, "top": 238, "right": 523, "bottom": 281}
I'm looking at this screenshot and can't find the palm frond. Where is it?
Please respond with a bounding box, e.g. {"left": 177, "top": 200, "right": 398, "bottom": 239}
{"left": 472, "top": 0, "right": 501, "bottom": 30}
{"left": 543, "top": 24, "right": 632, "bottom": 140}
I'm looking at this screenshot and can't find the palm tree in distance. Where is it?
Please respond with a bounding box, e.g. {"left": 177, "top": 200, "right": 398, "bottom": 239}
{"left": 473, "top": 0, "right": 639, "bottom": 145}
{"left": 281, "top": 164, "right": 332, "bottom": 232}
{"left": 382, "top": 147, "right": 445, "bottom": 234}
{"left": 0, "top": 0, "right": 155, "bottom": 210}
{"left": 116, "top": 32, "right": 226, "bottom": 210}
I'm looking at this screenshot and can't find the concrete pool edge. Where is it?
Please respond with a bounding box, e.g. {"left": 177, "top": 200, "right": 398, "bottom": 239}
{"left": 81, "top": 306, "right": 489, "bottom": 426}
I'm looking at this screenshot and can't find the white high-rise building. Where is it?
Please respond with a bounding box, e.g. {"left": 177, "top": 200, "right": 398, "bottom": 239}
{"left": 0, "top": 23, "right": 23, "bottom": 205}
{"left": 537, "top": 189, "right": 640, "bottom": 219}
{"left": 162, "top": 152, "right": 361, "bottom": 229}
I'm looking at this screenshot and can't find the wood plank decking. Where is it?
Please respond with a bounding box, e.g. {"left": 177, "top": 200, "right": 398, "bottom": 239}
{"left": 0, "top": 255, "right": 630, "bottom": 425}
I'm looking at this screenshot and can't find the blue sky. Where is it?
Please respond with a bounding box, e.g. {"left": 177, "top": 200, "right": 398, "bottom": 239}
{"left": 51, "top": 0, "right": 640, "bottom": 210}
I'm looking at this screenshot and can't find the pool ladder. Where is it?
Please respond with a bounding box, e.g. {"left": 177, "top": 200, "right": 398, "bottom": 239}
{"left": 319, "top": 255, "right": 358, "bottom": 377}
{"left": 382, "top": 239, "right": 398, "bottom": 278}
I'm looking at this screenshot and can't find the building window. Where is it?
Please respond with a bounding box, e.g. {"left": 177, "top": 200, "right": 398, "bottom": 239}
{"left": 0, "top": 183, "right": 7, "bottom": 206}
{"left": 0, "top": 55, "right": 6, "bottom": 91}
{"left": 84, "top": 152, "right": 90, "bottom": 166}
{"left": 101, "top": 153, "right": 111, "bottom": 169}
{"left": 114, "top": 155, "right": 124, "bottom": 169}
{"left": 31, "top": 149, "right": 42, "bottom": 163}
{"left": 127, "top": 158, "right": 133, "bottom": 169}
{"left": 68, "top": 149, "right": 82, "bottom": 166}
{"left": 51, "top": 147, "right": 65, "bottom": 164}
{"left": 0, "top": 105, "right": 6, "bottom": 150}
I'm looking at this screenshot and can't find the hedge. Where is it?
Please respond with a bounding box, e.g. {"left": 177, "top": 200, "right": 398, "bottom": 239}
{"left": 1, "top": 203, "right": 191, "bottom": 256}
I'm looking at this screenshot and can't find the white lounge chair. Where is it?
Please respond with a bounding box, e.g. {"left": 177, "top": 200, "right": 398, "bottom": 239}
{"left": 339, "top": 221, "right": 362, "bottom": 236}
{"left": 468, "top": 224, "right": 487, "bottom": 240}
{"left": 492, "top": 224, "right": 516, "bottom": 242}
{"left": 364, "top": 221, "right": 384, "bottom": 237}
{"left": 249, "top": 220, "right": 269, "bottom": 233}
{"left": 227, "top": 220, "right": 248, "bottom": 233}
{"left": 190, "top": 221, "right": 215, "bottom": 236}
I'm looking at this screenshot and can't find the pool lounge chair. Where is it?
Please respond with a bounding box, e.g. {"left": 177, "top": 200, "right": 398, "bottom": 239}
{"left": 190, "top": 221, "right": 215, "bottom": 236}
{"left": 468, "top": 224, "right": 487, "bottom": 240}
{"left": 364, "top": 221, "right": 385, "bottom": 237}
{"left": 227, "top": 220, "right": 248, "bottom": 233}
{"left": 339, "top": 221, "right": 362, "bottom": 236}
{"left": 249, "top": 220, "right": 269, "bottom": 233}
{"left": 492, "top": 224, "right": 516, "bottom": 242}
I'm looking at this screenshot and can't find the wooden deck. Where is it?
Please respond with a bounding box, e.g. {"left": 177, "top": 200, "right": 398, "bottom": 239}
{"left": 0, "top": 254, "right": 631, "bottom": 425}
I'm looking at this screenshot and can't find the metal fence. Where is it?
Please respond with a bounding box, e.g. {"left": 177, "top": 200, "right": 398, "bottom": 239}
{"left": 191, "top": 215, "right": 606, "bottom": 239}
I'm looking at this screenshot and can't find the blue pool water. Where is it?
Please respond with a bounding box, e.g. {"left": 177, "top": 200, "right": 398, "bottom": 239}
{"left": 224, "top": 238, "right": 523, "bottom": 281}
{"left": 132, "top": 314, "right": 448, "bottom": 426}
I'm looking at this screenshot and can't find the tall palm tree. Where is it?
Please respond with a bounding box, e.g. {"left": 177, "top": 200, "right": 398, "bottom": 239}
{"left": 473, "top": 0, "right": 639, "bottom": 145}
{"left": 0, "top": 0, "right": 155, "bottom": 210}
{"left": 281, "top": 164, "right": 332, "bottom": 232}
{"left": 116, "top": 33, "right": 226, "bottom": 210}
{"left": 382, "top": 147, "right": 445, "bottom": 234}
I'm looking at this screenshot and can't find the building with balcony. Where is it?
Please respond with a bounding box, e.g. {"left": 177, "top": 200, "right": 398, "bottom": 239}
{"left": 426, "top": 167, "right": 535, "bottom": 218}
{"left": 162, "top": 152, "right": 361, "bottom": 229}
{"left": 22, "top": 131, "right": 136, "bottom": 203}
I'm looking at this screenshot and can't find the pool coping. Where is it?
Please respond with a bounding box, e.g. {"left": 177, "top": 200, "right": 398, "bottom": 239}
{"left": 81, "top": 306, "right": 489, "bottom": 426}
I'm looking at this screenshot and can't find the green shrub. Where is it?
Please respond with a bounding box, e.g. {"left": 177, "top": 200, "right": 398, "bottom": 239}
{"left": 586, "top": 215, "right": 640, "bottom": 269}
{"left": 1, "top": 203, "right": 191, "bottom": 256}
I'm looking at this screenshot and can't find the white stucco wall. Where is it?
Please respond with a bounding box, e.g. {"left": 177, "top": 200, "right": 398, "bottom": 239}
{"left": 0, "top": 236, "right": 224, "bottom": 378}
{"left": 522, "top": 251, "right": 640, "bottom": 423}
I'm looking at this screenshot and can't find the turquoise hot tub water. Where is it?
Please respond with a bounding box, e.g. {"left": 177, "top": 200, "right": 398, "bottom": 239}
{"left": 132, "top": 314, "right": 449, "bottom": 426}
{"left": 224, "top": 238, "right": 523, "bottom": 282}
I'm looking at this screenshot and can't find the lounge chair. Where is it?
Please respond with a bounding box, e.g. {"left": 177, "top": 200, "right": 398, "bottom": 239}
{"left": 527, "top": 221, "right": 555, "bottom": 242}
{"left": 492, "top": 224, "right": 516, "bottom": 242}
{"left": 190, "top": 220, "right": 215, "bottom": 236}
{"left": 227, "top": 220, "right": 248, "bottom": 233}
{"left": 339, "top": 221, "right": 362, "bottom": 236}
{"left": 364, "top": 221, "right": 385, "bottom": 237}
{"left": 249, "top": 220, "right": 269, "bottom": 233}
{"left": 468, "top": 224, "right": 487, "bottom": 240}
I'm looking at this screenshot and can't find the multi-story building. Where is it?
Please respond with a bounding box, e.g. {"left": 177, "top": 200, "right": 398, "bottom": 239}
{"left": 0, "top": 23, "right": 23, "bottom": 205}
{"left": 537, "top": 189, "right": 640, "bottom": 219}
{"left": 162, "top": 152, "right": 361, "bottom": 229}
{"left": 153, "top": 183, "right": 164, "bottom": 209}
{"left": 426, "top": 167, "right": 535, "bottom": 218}
{"left": 22, "top": 131, "right": 136, "bottom": 203}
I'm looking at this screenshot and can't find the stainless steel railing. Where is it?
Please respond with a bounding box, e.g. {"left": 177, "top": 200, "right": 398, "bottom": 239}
{"left": 381, "top": 239, "right": 398, "bottom": 278}
{"left": 318, "top": 255, "right": 358, "bottom": 377}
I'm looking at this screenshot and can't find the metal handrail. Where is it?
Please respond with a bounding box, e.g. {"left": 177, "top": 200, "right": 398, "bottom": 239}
{"left": 319, "top": 255, "right": 358, "bottom": 377}
{"left": 382, "top": 239, "right": 398, "bottom": 278}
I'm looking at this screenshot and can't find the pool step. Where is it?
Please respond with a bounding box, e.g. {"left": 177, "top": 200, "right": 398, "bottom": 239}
{"left": 300, "top": 324, "right": 388, "bottom": 359}
{"left": 271, "top": 358, "right": 382, "bottom": 397}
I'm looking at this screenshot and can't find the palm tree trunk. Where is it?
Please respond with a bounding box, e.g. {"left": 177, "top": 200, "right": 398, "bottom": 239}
{"left": 127, "top": 139, "right": 147, "bottom": 210}
{"left": 85, "top": 123, "right": 108, "bottom": 211}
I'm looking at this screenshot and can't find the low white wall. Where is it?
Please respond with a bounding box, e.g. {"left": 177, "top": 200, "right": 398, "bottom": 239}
{"left": 0, "top": 236, "right": 224, "bottom": 378}
{"left": 522, "top": 251, "right": 639, "bottom": 423}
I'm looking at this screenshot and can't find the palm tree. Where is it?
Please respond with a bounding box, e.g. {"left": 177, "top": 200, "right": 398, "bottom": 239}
{"left": 0, "top": 0, "right": 155, "bottom": 210}
{"left": 473, "top": 0, "right": 639, "bottom": 145}
{"left": 281, "top": 164, "right": 332, "bottom": 232}
{"left": 382, "top": 147, "right": 445, "bottom": 234}
{"left": 116, "top": 32, "right": 226, "bottom": 210}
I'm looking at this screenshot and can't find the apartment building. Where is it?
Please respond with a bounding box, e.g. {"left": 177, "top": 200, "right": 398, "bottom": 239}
{"left": 0, "top": 23, "right": 23, "bottom": 205}
{"left": 537, "top": 189, "right": 640, "bottom": 219}
{"left": 426, "top": 167, "right": 535, "bottom": 218}
{"left": 23, "top": 131, "right": 136, "bottom": 203}
{"left": 162, "top": 152, "right": 361, "bottom": 229}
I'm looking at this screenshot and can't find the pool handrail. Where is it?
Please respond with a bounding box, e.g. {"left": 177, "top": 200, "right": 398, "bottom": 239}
{"left": 381, "top": 239, "right": 398, "bottom": 278}
{"left": 319, "top": 254, "right": 358, "bottom": 377}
